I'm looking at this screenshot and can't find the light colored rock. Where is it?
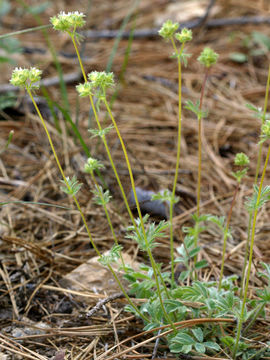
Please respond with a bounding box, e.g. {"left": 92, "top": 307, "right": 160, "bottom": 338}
{"left": 62, "top": 252, "right": 139, "bottom": 299}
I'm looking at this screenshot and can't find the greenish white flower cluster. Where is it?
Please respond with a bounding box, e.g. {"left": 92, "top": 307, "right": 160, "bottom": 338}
{"left": 262, "top": 120, "right": 270, "bottom": 138}
{"left": 259, "top": 120, "right": 270, "bottom": 144}
{"left": 232, "top": 153, "right": 250, "bottom": 183}
{"left": 76, "top": 82, "right": 93, "bottom": 97}
{"left": 76, "top": 71, "right": 114, "bottom": 97}
{"left": 197, "top": 47, "right": 219, "bottom": 68}
{"left": 10, "top": 67, "right": 42, "bottom": 89}
{"left": 84, "top": 157, "right": 104, "bottom": 173}
{"left": 50, "top": 11, "right": 85, "bottom": 32}
{"left": 159, "top": 20, "right": 192, "bottom": 44}
{"left": 175, "top": 28, "right": 192, "bottom": 43}
{"left": 158, "top": 20, "right": 179, "bottom": 39}
{"left": 234, "top": 152, "right": 250, "bottom": 166}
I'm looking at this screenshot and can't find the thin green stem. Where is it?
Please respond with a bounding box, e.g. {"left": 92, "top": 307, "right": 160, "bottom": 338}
{"left": 27, "top": 88, "right": 149, "bottom": 324}
{"left": 197, "top": 113, "right": 202, "bottom": 218}
{"left": 27, "top": 89, "right": 100, "bottom": 252}
{"left": 194, "top": 68, "right": 210, "bottom": 274}
{"left": 71, "top": 34, "right": 88, "bottom": 82}
{"left": 91, "top": 171, "right": 126, "bottom": 269}
{"left": 104, "top": 97, "right": 175, "bottom": 330}
{"left": 0, "top": 24, "right": 51, "bottom": 40}
{"left": 240, "top": 213, "right": 252, "bottom": 298}
{"left": 218, "top": 182, "right": 240, "bottom": 290}
{"left": 107, "top": 264, "right": 146, "bottom": 319}
{"left": 196, "top": 69, "right": 209, "bottom": 218}
{"left": 242, "top": 302, "right": 265, "bottom": 335}
{"left": 71, "top": 34, "right": 174, "bottom": 328}
{"left": 233, "top": 143, "right": 270, "bottom": 359}
{"left": 71, "top": 34, "right": 136, "bottom": 228}
{"left": 17, "top": 0, "right": 70, "bottom": 113}
{"left": 254, "top": 64, "right": 270, "bottom": 183}
{"left": 241, "top": 64, "right": 270, "bottom": 297}
{"left": 168, "top": 38, "right": 184, "bottom": 288}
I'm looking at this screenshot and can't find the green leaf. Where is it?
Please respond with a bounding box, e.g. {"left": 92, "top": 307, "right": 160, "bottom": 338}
{"left": 128, "top": 272, "right": 151, "bottom": 280}
{"left": 98, "top": 244, "right": 123, "bottom": 266}
{"left": 164, "top": 299, "right": 186, "bottom": 313}
{"left": 178, "top": 270, "right": 190, "bottom": 282}
{"left": 194, "top": 281, "right": 208, "bottom": 298}
{"left": 195, "top": 259, "right": 208, "bottom": 269}
{"left": 182, "top": 344, "right": 193, "bottom": 354}
{"left": 0, "top": 38, "right": 22, "bottom": 54}
{"left": 188, "top": 247, "right": 201, "bottom": 258}
{"left": 229, "top": 52, "right": 247, "bottom": 63}
{"left": 0, "top": 92, "right": 17, "bottom": 110}
{"left": 195, "top": 342, "right": 205, "bottom": 353}
{"left": 191, "top": 327, "right": 203, "bottom": 343}
{"left": 0, "top": 55, "right": 13, "bottom": 64}
{"left": 172, "top": 332, "right": 195, "bottom": 345}
{"left": 0, "top": 0, "right": 10, "bottom": 17}
{"left": 204, "top": 341, "right": 220, "bottom": 351}
{"left": 221, "top": 336, "right": 234, "bottom": 348}
{"left": 252, "top": 31, "right": 270, "bottom": 50}
{"left": 60, "top": 176, "right": 82, "bottom": 196}
{"left": 143, "top": 322, "right": 160, "bottom": 331}
{"left": 169, "top": 343, "right": 184, "bottom": 353}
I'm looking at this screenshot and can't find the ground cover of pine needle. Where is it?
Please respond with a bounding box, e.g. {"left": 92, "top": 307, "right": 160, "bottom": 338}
{"left": 1, "top": 0, "right": 270, "bottom": 359}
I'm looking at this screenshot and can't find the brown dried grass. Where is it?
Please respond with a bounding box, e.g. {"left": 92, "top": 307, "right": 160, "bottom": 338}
{"left": 1, "top": 0, "right": 270, "bottom": 358}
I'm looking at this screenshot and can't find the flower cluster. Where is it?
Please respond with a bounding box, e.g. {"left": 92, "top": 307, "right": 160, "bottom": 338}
{"left": 50, "top": 11, "right": 85, "bottom": 33}
{"left": 76, "top": 71, "right": 115, "bottom": 97}
{"left": 175, "top": 28, "right": 192, "bottom": 43}
{"left": 262, "top": 120, "right": 270, "bottom": 138}
{"left": 76, "top": 82, "right": 93, "bottom": 97}
{"left": 198, "top": 47, "right": 219, "bottom": 68}
{"left": 159, "top": 21, "right": 192, "bottom": 43}
{"left": 84, "top": 157, "right": 104, "bottom": 174}
{"left": 234, "top": 152, "right": 250, "bottom": 166}
{"left": 158, "top": 20, "right": 179, "bottom": 39}
{"left": 88, "top": 71, "right": 114, "bottom": 90}
{"left": 10, "top": 67, "right": 42, "bottom": 90}
{"left": 232, "top": 153, "right": 249, "bottom": 183}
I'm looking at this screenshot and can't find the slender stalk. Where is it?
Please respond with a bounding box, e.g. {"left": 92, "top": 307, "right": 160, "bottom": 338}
{"left": 241, "top": 65, "right": 270, "bottom": 297}
{"left": 240, "top": 213, "right": 252, "bottom": 297}
{"left": 104, "top": 98, "right": 175, "bottom": 328}
{"left": 17, "top": 0, "right": 70, "bottom": 113}
{"left": 242, "top": 302, "right": 265, "bottom": 335}
{"left": 196, "top": 68, "right": 209, "bottom": 218}
{"left": 27, "top": 88, "right": 149, "bottom": 323}
{"left": 71, "top": 34, "right": 136, "bottom": 228}
{"left": 233, "top": 143, "right": 270, "bottom": 359}
{"left": 90, "top": 171, "right": 126, "bottom": 269}
{"left": 168, "top": 38, "right": 184, "bottom": 288}
{"left": 254, "top": 63, "right": 270, "bottom": 183}
{"left": 0, "top": 24, "right": 51, "bottom": 40}
{"left": 193, "top": 68, "right": 210, "bottom": 274}
{"left": 71, "top": 34, "right": 174, "bottom": 328}
{"left": 218, "top": 182, "right": 240, "bottom": 290}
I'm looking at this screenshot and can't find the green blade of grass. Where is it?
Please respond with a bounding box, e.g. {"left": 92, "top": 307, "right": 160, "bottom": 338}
{"left": 53, "top": 102, "right": 107, "bottom": 188}
{"left": 0, "top": 24, "right": 51, "bottom": 40}
{"left": 41, "top": 86, "right": 62, "bottom": 133}
{"left": 108, "top": 7, "right": 138, "bottom": 109}
{"left": 53, "top": 102, "right": 90, "bottom": 157}
{"left": 106, "top": 0, "right": 140, "bottom": 73}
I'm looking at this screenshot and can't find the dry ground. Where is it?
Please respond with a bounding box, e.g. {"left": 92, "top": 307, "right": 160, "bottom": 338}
{"left": 1, "top": 0, "right": 270, "bottom": 359}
